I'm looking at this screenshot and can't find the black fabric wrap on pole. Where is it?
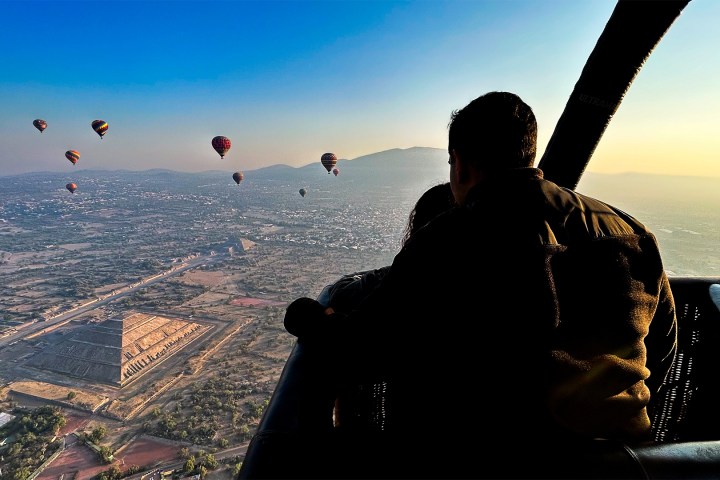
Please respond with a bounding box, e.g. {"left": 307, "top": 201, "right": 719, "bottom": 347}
{"left": 538, "top": 0, "right": 690, "bottom": 190}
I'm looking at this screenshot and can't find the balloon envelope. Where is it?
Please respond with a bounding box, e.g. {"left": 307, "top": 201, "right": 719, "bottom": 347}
{"left": 65, "top": 150, "right": 80, "bottom": 165}
{"left": 212, "top": 136, "right": 232, "bottom": 158}
{"left": 91, "top": 120, "right": 108, "bottom": 139}
{"left": 33, "top": 119, "right": 47, "bottom": 133}
{"left": 321, "top": 152, "right": 337, "bottom": 173}
{"left": 232, "top": 171, "right": 244, "bottom": 184}
{"left": 332, "top": 168, "right": 339, "bottom": 176}
{"left": 66, "top": 183, "right": 77, "bottom": 193}
{"left": 299, "top": 188, "right": 307, "bottom": 197}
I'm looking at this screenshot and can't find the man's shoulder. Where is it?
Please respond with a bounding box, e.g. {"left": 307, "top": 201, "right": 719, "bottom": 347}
{"left": 552, "top": 184, "right": 652, "bottom": 235}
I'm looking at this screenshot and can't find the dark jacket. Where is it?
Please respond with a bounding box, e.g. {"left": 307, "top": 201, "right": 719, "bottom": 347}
{"left": 292, "top": 168, "right": 677, "bottom": 474}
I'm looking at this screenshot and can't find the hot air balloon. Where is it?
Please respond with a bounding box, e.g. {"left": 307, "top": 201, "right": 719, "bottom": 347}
{"left": 232, "top": 171, "right": 244, "bottom": 185}
{"left": 332, "top": 167, "right": 339, "bottom": 176}
{"left": 66, "top": 183, "right": 77, "bottom": 194}
{"left": 212, "top": 136, "right": 232, "bottom": 159}
{"left": 65, "top": 150, "right": 80, "bottom": 165}
{"left": 33, "top": 119, "right": 47, "bottom": 133}
{"left": 321, "top": 153, "right": 337, "bottom": 174}
{"left": 299, "top": 188, "right": 307, "bottom": 197}
{"left": 91, "top": 120, "right": 108, "bottom": 139}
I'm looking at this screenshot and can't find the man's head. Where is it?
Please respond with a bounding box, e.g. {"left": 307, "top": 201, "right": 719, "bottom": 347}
{"left": 447, "top": 91, "right": 537, "bottom": 204}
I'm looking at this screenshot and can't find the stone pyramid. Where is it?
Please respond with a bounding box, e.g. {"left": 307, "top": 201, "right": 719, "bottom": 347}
{"left": 28, "top": 312, "right": 210, "bottom": 386}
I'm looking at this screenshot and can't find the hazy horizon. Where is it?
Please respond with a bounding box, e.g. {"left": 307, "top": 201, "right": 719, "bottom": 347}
{"left": 5, "top": 145, "right": 720, "bottom": 181}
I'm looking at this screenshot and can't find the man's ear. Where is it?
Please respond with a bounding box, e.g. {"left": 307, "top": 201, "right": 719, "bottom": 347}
{"left": 452, "top": 149, "right": 469, "bottom": 183}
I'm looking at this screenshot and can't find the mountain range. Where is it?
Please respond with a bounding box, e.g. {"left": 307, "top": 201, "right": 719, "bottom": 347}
{"left": 5, "top": 145, "right": 720, "bottom": 207}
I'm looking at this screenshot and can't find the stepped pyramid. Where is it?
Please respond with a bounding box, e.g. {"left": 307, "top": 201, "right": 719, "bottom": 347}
{"left": 28, "top": 312, "right": 211, "bottom": 386}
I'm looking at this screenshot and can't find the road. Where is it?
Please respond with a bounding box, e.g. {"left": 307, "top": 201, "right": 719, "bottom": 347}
{"left": 121, "top": 442, "right": 249, "bottom": 480}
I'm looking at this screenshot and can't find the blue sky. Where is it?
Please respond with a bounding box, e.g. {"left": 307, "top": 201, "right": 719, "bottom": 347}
{"left": 1, "top": 0, "right": 718, "bottom": 177}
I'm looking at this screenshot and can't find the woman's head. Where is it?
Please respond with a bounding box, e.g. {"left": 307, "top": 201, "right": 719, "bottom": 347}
{"left": 401, "top": 182, "right": 455, "bottom": 246}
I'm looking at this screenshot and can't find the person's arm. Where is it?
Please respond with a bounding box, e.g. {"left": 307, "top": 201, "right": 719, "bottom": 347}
{"left": 284, "top": 238, "right": 426, "bottom": 361}
{"left": 322, "top": 266, "right": 391, "bottom": 312}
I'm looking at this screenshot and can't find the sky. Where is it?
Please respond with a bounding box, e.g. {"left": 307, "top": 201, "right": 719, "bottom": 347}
{"left": 1, "top": 0, "right": 718, "bottom": 177}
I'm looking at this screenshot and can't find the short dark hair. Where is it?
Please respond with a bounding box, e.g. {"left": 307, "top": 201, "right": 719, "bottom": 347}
{"left": 448, "top": 91, "right": 537, "bottom": 169}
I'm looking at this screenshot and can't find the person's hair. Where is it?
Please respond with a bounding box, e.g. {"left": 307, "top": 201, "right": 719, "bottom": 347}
{"left": 401, "top": 182, "right": 454, "bottom": 247}
{"left": 448, "top": 91, "right": 537, "bottom": 169}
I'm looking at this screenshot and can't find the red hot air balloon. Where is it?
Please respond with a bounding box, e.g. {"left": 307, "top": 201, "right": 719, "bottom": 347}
{"left": 33, "top": 119, "right": 47, "bottom": 133}
{"left": 320, "top": 153, "right": 337, "bottom": 174}
{"left": 91, "top": 120, "right": 108, "bottom": 139}
{"left": 212, "top": 136, "right": 232, "bottom": 159}
{"left": 332, "top": 167, "right": 339, "bottom": 176}
{"left": 65, "top": 150, "right": 80, "bottom": 165}
{"left": 232, "top": 171, "right": 244, "bottom": 185}
{"left": 66, "top": 183, "right": 77, "bottom": 194}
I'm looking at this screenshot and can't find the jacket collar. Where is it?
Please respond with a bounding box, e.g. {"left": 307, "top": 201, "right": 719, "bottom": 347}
{"left": 465, "top": 167, "right": 544, "bottom": 204}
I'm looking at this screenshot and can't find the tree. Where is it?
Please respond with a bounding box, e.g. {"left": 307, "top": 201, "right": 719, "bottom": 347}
{"left": 67, "top": 391, "right": 77, "bottom": 400}
{"left": 108, "top": 464, "right": 122, "bottom": 480}
{"left": 13, "top": 466, "right": 32, "bottom": 480}
{"left": 204, "top": 454, "right": 218, "bottom": 470}
{"left": 184, "top": 457, "right": 195, "bottom": 473}
{"left": 91, "top": 425, "right": 107, "bottom": 443}
{"left": 198, "top": 466, "right": 208, "bottom": 479}
{"left": 99, "top": 445, "right": 114, "bottom": 463}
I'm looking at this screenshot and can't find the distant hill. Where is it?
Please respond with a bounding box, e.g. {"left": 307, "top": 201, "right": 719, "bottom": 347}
{"left": 248, "top": 147, "right": 449, "bottom": 189}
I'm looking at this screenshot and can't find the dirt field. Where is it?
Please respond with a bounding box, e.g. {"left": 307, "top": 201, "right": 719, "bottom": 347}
{"left": 175, "top": 270, "right": 227, "bottom": 287}
{"left": 9, "top": 381, "right": 108, "bottom": 412}
{"left": 229, "top": 297, "right": 286, "bottom": 307}
{"left": 37, "top": 435, "right": 109, "bottom": 480}
{"left": 115, "top": 435, "right": 181, "bottom": 470}
{"left": 57, "top": 411, "right": 92, "bottom": 436}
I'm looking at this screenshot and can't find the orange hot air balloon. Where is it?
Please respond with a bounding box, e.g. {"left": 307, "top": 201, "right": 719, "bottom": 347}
{"left": 212, "top": 136, "right": 232, "bottom": 159}
{"left": 332, "top": 167, "right": 339, "bottom": 176}
{"left": 299, "top": 188, "right": 307, "bottom": 197}
{"left": 66, "top": 183, "right": 77, "bottom": 194}
{"left": 320, "top": 153, "right": 337, "bottom": 174}
{"left": 65, "top": 150, "right": 80, "bottom": 165}
{"left": 33, "top": 119, "right": 47, "bottom": 133}
{"left": 232, "top": 171, "right": 244, "bottom": 185}
{"left": 91, "top": 120, "right": 108, "bottom": 139}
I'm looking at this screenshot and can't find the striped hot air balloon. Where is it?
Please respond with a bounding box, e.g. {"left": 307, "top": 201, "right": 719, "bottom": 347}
{"left": 321, "top": 152, "right": 337, "bottom": 174}
{"left": 91, "top": 119, "right": 108, "bottom": 139}
{"left": 65, "top": 150, "right": 80, "bottom": 165}
{"left": 212, "top": 136, "right": 232, "bottom": 159}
